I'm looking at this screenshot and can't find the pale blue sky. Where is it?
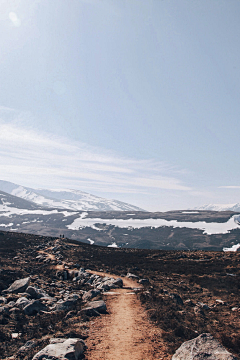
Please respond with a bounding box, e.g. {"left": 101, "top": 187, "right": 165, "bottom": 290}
{"left": 0, "top": 0, "right": 240, "bottom": 211}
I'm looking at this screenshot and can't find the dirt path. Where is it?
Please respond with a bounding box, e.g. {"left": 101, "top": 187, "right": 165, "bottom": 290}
{"left": 85, "top": 272, "right": 169, "bottom": 360}
{"left": 40, "top": 242, "right": 168, "bottom": 358}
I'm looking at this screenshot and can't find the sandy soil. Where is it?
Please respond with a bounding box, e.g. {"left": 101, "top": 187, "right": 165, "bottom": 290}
{"left": 85, "top": 272, "right": 169, "bottom": 360}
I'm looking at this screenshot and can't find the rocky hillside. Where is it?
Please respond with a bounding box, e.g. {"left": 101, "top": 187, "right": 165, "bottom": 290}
{"left": 0, "top": 230, "right": 239, "bottom": 359}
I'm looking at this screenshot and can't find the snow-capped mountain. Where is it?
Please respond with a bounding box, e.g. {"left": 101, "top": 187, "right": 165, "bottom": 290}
{"left": 0, "top": 180, "right": 145, "bottom": 211}
{"left": 195, "top": 203, "right": 240, "bottom": 212}
{"left": 0, "top": 190, "right": 45, "bottom": 210}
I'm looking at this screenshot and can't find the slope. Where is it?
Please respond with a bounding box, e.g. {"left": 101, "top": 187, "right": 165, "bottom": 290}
{"left": 0, "top": 180, "right": 145, "bottom": 211}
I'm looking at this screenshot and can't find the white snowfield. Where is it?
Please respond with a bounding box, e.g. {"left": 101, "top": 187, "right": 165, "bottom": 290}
{"left": 67, "top": 213, "right": 240, "bottom": 235}
{"left": 0, "top": 204, "right": 76, "bottom": 218}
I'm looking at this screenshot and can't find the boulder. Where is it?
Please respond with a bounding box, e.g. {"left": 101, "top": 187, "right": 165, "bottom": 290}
{"left": 172, "top": 333, "right": 237, "bottom": 360}
{"left": 55, "top": 294, "right": 79, "bottom": 311}
{"left": 82, "top": 289, "right": 100, "bottom": 302}
{"left": 85, "top": 300, "right": 107, "bottom": 314}
{"left": 112, "top": 278, "right": 123, "bottom": 288}
{"left": 32, "top": 338, "right": 86, "bottom": 360}
{"left": 23, "top": 300, "right": 48, "bottom": 315}
{"left": 5, "top": 277, "right": 30, "bottom": 294}
{"left": 81, "top": 300, "right": 107, "bottom": 317}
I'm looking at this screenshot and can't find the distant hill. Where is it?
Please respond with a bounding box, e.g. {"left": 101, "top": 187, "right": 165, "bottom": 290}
{"left": 0, "top": 180, "right": 145, "bottom": 212}
{"left": 195, "top": 203, "right": 240, "bottom": 212}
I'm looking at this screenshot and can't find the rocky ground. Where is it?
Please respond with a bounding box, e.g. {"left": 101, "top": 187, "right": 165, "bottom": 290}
{"left": 0, "top": 230, "right": 240, "bottom": 359}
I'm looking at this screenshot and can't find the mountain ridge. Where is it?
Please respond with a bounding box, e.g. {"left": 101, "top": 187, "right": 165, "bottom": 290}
{"left": 194, "top": 203, "right": 240, "bottom": 212}
{"left": 0, "top": 180, "right": 145, "bottom": 212}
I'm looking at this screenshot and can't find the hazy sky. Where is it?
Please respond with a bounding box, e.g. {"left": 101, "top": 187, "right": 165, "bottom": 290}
{"left": 0, "top": 0, "right": 240, "bottom": 211}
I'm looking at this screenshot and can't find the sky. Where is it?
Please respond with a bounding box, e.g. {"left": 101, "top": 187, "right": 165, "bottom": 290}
{"left": 0, "top": 0, "right": 240, "bottom": 211}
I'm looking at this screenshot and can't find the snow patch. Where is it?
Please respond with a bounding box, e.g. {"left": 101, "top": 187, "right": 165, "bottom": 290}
{"left": 0, "top": 204, "right": 77, "bottom": 218}
{"left": 181, "top": 211, "right": 199, "bottom": 214}
{"left": 87, "top": 238, "right": 95, "bottom": 245}
{"left": 107, "top": 242, "right": 118, "bottom": 248}
{"left": 0, "top": 223, "right": 13, "bottom": 227}
{"left": 67, "top": 215, "right": 240, "bottom": 235}
{"left": 223, "top": 243, "right": 240, "bottom": 252}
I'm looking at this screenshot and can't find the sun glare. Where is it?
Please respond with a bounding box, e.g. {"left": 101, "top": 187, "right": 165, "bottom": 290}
{"left": 9, "top": 12, "right": 21, "bottom": 27}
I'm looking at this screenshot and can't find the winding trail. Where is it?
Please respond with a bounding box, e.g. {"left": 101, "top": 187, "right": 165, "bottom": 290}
{"left": 40, "top": 241, "right": 169, "bottom": 358}
{"left": 85, "top": 271, "right": 169, "bottom": 360}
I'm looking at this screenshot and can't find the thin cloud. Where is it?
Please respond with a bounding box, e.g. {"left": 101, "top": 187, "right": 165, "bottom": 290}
{"left": 0, "top": 113, "right": 192, "bottom": 194}
{"left": 219, "top": 186, "right": 240, "bottom": 189}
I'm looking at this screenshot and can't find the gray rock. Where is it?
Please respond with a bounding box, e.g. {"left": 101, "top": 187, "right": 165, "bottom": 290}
{"left": 9, "top": 307, "right": 21, "bottom": 315}
{"left": 80, "top": 307, "right": 100, "bottom": 317}
{"left": 18, "top": 340, "right": 36, "bottom": 353}
{"left": 126, "top": 273, "right": 139, "bottom": 280}
{"left": 96, "top": 283, "right": 110, "bottom": 291}
{"left": 6, "top": 301, "right": 16, "bottom": 308}
{"left": 194, "top": 305, "right": 205, "bottom": 316}
{"left": 108, "top": 278, "right": 123, "bottom": 288}
{"left": 68, "top": 270, "right": 79, "bottom": 279}
{"left": 82, "top": 289, "right": 100, "bottom": 302}
{"left": 66, "top": 293, "right": 80, "bottom": 301}
{"left": 85, "top": 300, "right": 107, "bottom": 314}
{"left": 197, "top": 302, "right": 209, "bottom": 310}
{"left": 55, "top": 297, "right": 78, "bottom": 311}
{"left": 0, "top": 296, "right": 7, "bottom": 304}
{"left": 172, "top": 333, "right": 237, "bottom": 360}
{"left": 15, "top": 297, "right": 31, "bottom": 309}
{"left": 6, "top": 277, "right": 30, "bottom": 294}
{"left": 65, "top": 310, "right": 76, "bottom": 319}
{"left": 138, "top": 278, "right": 149, "bottom": 285}
{"left": 26, "top": 286, "right": 49, "bottom": 299}
{"left": 0, "top": 305, "right": 9, "bottom": 315}
{"left": 23, "top": 300, "right": 48, "bottom": 315}
{"left": 184, "top": 299, "right": 195, "bottom": 306}
{"left": 63, "top": 270, "right": 68, "bottom": 280}
{"left": 169, "top": 293, "right": 183, "bottom": 305}
{"left": 32, "top": 338, "right": 86, "bottom": 360}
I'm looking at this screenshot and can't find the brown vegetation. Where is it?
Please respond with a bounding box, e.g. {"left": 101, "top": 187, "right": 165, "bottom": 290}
{"left": 0, "top": 230, "right": 239, "bottom": 359}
